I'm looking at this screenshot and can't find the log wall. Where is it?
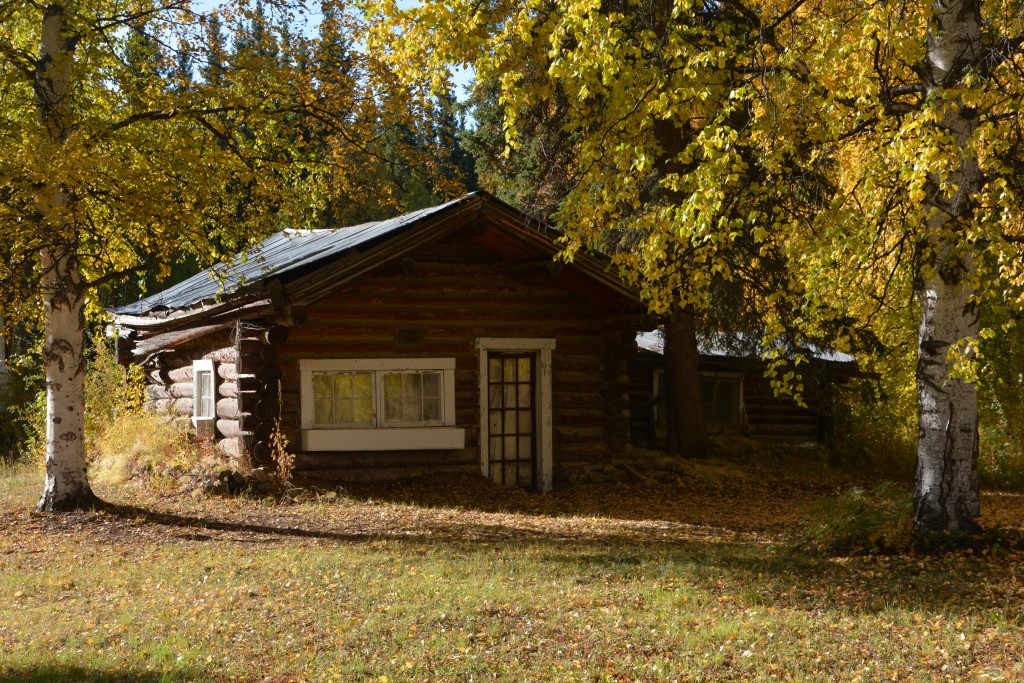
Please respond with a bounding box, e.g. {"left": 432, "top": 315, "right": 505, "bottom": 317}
{"left": 628, "top": 353, "right": 838, "bottom": 447}
{"left": 275, "top": 234, "right": 641, "bottom": 483}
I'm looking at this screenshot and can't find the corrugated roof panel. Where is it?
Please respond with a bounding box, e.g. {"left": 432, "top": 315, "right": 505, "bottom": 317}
{"left": 111, "top": 196, "right": 471, "bottom": 316}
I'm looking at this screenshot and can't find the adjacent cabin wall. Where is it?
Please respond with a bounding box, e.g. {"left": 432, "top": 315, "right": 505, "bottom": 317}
{"left": 274, "top": 233, "right": 640, "bottom": 483}
{"left": 140, "top": 320, "right": 289, "bottom": 464}
{"left": 628, "top": 353, "right": 839, "bottom": 447}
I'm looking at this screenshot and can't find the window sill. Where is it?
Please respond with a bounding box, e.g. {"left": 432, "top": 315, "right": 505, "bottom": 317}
{"left": 301, "top": 427, "right": 466, "bottom": 452}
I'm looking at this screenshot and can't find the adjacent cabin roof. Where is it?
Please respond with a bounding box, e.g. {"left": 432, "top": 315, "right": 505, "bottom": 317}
{"left": 635, "top": 330, "right": 857, "bottom": 365}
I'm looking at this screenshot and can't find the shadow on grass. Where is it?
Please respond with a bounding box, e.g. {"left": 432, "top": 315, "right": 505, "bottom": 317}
{"left": 0, "top": 665, "right": 206, "bottom": 683}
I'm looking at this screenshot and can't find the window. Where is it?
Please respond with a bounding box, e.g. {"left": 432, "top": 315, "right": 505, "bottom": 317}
{"left": 192, "top": 359, "right": 216, "bottom": 437}
{"left": 299, "top": 359, "right": 464, "bottom": 451}
{"left": 651, "top": 369, "right": 744, "bottom": 431}
{"left": 700, "top": 374, "right": 743, "bottom": 424}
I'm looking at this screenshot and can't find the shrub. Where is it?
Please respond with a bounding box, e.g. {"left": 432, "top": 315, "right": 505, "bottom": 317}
{"left": 84, "top": 332, "right": 145, "bottom": 445}
{"left": 798, "top": 482, "right": 914, "bottom": 556}
{"left": 90, "top": 411, "right": 243, "bottom": 493}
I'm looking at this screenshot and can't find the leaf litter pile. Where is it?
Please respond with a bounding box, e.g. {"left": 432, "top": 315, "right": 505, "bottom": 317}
{"left": 2, "top": 457, "right": 1023, "bottom": 682}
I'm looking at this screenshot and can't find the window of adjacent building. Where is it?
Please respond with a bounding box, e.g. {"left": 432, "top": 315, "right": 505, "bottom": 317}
{"left": 700, "top": 374, "right": 743, "bottom": 424}
{"left": 652, "top": 369, "right": 743, "bottom": 432}
{"left": 192, "top": 359, "right": 216, "bottom": 437}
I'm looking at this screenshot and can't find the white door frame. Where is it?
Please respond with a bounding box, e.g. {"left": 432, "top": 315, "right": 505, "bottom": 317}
{"left": 475, "top": 337, "right": 555, "bottom": 492}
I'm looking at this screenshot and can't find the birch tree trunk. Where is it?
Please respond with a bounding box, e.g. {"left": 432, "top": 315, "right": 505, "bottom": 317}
{"left": 913, "top": 0, "right": 982, "bottom": 533}
{"left": 664, "top": 308, "right": 713, "bottom": 458}
{"left": 35, "top": 3, "right": 98, "bottom": 511}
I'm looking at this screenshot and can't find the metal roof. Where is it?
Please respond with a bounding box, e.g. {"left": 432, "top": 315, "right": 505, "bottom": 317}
{"left": 110, "top": 195, "right": 474, "bottom": 316}
{"left": 636, "top": 330, "right": 857, "bottom": 364}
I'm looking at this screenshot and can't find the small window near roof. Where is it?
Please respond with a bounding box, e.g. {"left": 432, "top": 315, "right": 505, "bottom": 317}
{"left": 192, "top": 359, "right": 216, "bottom": 437}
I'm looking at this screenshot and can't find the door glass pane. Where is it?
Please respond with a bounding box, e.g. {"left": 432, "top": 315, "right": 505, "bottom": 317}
{"left": 517, "top": 384, "right": 532, "bottom": 407}
{"left": 489, "top": 358, "right": 502, "bottom": 381}
{"left": 518, "top": 357, "right": 531, "bottom": 380}
{"left": 518, "top": 411, "right": 532, "bottom": 433}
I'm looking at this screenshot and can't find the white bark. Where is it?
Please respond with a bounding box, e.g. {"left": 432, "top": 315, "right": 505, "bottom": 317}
{"left": 914, "top": 0, "right": 983, "bottom": 532}
{"left": 35, "top": 3, "right": 97, "bottom": 511}
{"left": 38, "top": 249, "right": 94, "bottom": 511}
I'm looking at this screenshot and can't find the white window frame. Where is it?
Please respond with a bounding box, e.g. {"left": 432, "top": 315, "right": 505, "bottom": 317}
{"left": 192, "top": 359, "right": 216, "bottom": 438}
{"left": 476, "top": 338, "right": 555, "bottom": 492}
{"left": 299, "top": 358, "right": 464, "bottom": 451}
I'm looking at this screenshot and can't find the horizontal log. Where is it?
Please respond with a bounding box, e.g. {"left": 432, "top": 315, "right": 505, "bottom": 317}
{"left": 147, "top": 368, "right": 171, "bottom": 384}
{"left": 204, "top": 347, "right": 237, "bottom": 363}
{"left": 234, "top": 338, "right": 279, "bottom": 363}
{"left": 146, "top": 385, "right": 169, "bottom": 401}
{"left": 167, "top": 382, "right": 194, "bottom": 399}
{"left": 242, "top": 325, "right": 289, "bottom": 346}
{"left": 216, "top": 398, "right": 244, "bottom": 420}
{"left": 254, "top": 363, "right": 281, "bottom": 385}
{"left": 216, "top": 419, "right": 244, "bottom": 439}
{"left": 150, "top": 398, "right": 195, "bottom": 417}
{"left": 217, "top": 437, "right": 247, "bottom": 459}
{"left": 217, "top": 377, "right": 258, "bottom": 397}
{"left": 217, "top": 363, "right": 237, "bottom": 381}
{"left": 167, "top": 366, "right": 193, "bottom": 383}
{"left": 254, "top": 399, "right": 278, "bottom": 421}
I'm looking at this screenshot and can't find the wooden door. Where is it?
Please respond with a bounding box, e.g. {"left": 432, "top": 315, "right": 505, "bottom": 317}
{"left": 486, "top": 353, "right": 536, "bottom": 487}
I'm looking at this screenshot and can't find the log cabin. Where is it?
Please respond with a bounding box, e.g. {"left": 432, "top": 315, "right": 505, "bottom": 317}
{"left": 110, "top": 192, "right": 649, "bottom": 489}
{"left": 629, "top": 331, "right": 859, "bottom": 446}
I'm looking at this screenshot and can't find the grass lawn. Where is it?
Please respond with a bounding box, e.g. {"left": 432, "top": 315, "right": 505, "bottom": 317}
{"left": 2, "top": 456, "right": 1023, "bottom": 682}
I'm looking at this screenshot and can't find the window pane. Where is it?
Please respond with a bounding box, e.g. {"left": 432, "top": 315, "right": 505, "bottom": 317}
{"left": 518, "top": 411, "right": 532, "bottom": 433}
{"left": 423, "top": 397, "right": 441, "bottom": 422}
{"left": 402, "top": 397, "right": 420, "bottom": 421}
{"left": 313, "top": 374, "right": 333, "bottom": 401}
{"left": 195, "top": 371, "right": 213, "bottom": 418}
{"left": 504, "top": 358, "right": 517, "bottom": 380}
{"left": 517, "top": 357, "right": 531, "bottom": 380}
{"left": 353, "top": 373, "right": 373, "bottom": 399}
{"left": 421, "top": 372, "right": 441, "bottom": 398}
{"left": 314, "top": 398, "right": 334, "bottom": 425}
{"left": 384, "top": 397, "right": 402, "bottom": 422}
{"left": 489, "top": 358, "right": 503, "bottom": 382}
{"left": 352, "top": 398, "right": 374, "bottom": 424}
{"left": 383, "top": 372, "right": 403, "bottom": 398}
{"left": 403, "top": 372, "right": 420, "bottom": 397}
{"left": 336, "top": 399, "right": 354, "bottom": 424}
{"left": 517, "top": 384, "right": 532, "bottom": 407}
{"left": 334, "top": 373, "right": 353, "bottom": 398}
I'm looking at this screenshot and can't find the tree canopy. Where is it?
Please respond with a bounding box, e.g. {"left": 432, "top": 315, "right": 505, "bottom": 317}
{"left": 0, "top": 0, "right": 469, "bottom": 510}
{"left": 367, "top": 0, "right": 1024, "bottom": 531}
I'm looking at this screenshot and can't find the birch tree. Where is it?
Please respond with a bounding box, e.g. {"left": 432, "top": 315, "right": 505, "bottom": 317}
{"left": 0, "top": 0, "right": 448, "bottom": 511}
{"left": 368, "top": 0, "right": 1024, "bottom": 531}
